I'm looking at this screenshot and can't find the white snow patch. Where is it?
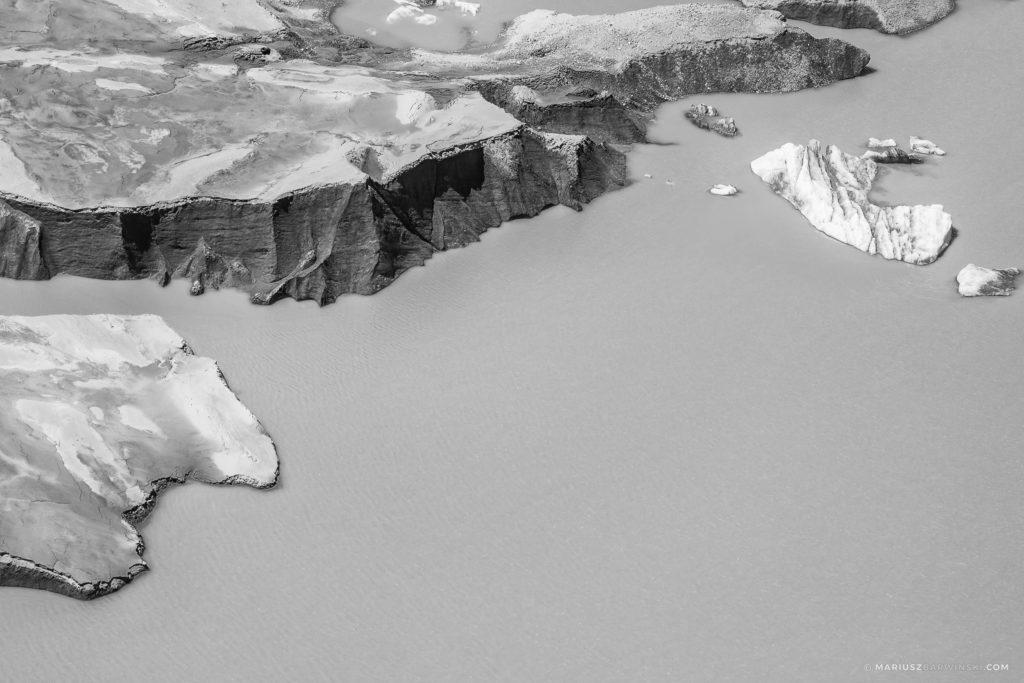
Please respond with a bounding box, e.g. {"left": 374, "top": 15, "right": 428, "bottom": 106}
{"left": 387, "top": 5, "right": 437, "bottom": 25}
{"left": 0, "top": 138, "right": 50, "bottom": 202}
{"left": 117, "top": 405, "right": 167, "bottom": 437}
{"left": 95, "top": 79, "right": 154, "bottom": 94}
{"left": 867, "top": 137, "right": 897, "bottom": 148}
{"left": 140, "top": 127, "right": 170, "bottom": 146}
{"left": 189, "top": 62, "right": 240, "bottom": 80}
{"left": 0, "top": 47, "right": 166, "bottom": 74}
{"left": 101, "top": 0, "right": 283, "bottom": 38}
{"left": 15, "top": 399, "right": 147, "bottom": 507}
{"left": 395, "top": 91, "right": 437, "bottom": 125}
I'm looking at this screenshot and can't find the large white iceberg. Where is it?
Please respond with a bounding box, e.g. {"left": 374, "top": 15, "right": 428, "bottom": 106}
{"left": 750, "top": 140, "right": 953, "bottom": 264}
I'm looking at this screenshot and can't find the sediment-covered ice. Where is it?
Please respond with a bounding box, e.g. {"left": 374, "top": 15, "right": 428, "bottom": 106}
{"left": 0, "top": 314, "right": 278, "bottom": 599}
{"left": 685, "top": 104, "right": 739, "bottom": 137}
{"left": 956, "top": 264, "right": 1021, "bottom": 296}
{"left": 750, "top": 140, "right": 953, "bottom": 264}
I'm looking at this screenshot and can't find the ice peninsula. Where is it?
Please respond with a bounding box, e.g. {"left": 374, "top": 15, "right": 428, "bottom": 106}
{"left": 0, "top": 314, "right": 278, "bottom": 599}
{"left": 0, "top": 1, "right": 869, "bottom": 305}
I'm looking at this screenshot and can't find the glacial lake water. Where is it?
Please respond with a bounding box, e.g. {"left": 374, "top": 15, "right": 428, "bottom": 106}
{"left": 2, "top": 2, "right": 1024, "bottom": 681}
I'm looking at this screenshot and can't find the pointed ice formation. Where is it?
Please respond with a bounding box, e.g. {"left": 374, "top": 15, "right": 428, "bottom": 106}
{"left": 750, "top": 140, "right": 953, "bottom": 264}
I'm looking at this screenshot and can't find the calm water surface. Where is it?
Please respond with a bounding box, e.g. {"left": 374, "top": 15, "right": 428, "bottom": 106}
{"left": 1, "top": 3, "right": 1023, "bottom": 682}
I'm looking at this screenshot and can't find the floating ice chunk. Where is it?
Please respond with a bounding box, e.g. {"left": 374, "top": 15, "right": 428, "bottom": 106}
{"left": 709, "top": 184, "right": 738, "bottom": 196}
{"left": 751, "top": 140, "right": 953, "bottom": 264}
{"left": 956, "top": 264, "right": 1021, "bottom": 296}
{"left": 685, "top": 103, "right": 739, "bottom": 137}
{"left": 190, "top": 62, "right": 239, "bottom": 79}
{"left": 0, "top": 47, "right": 167, "bottom": 74}
{"left": 867, "top": 137, "right": 897, "bottom": 148}
{"left": 387, "top": 5, "right": 438, "bottom": 25}
{"left": 909, "top": 136, "right": 945, "bottom": 156}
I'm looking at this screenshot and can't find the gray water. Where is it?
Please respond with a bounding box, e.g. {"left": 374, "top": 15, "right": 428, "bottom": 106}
{"left": 2, "top": 3, "right": 1023, "bottom": 681}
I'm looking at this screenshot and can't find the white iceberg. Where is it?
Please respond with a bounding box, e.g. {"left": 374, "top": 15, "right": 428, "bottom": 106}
{"left": 910, "top": 136, "right": 946, "bottom": 156}
{"left": 750, "top": 140, "right": 953, "bottom": 264}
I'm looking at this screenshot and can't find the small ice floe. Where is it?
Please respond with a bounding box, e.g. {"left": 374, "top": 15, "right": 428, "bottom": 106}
{"left": 956, "top": 264, "right": 1022, "bottom": 296}
{"left": 909, "top": 136, "right": 945, "bottom": 156}
{"left": 867, "top": 137, "right": 897, "bottom": 148}
{"left": 643, "top": 173, "right": 653, "bottom": 178}
{"left": 665, "top": 180, "right": 675, "bottom": 186}
{"left": 709, "top": 184, "right": 738, "bottom": 196}
{"left": 684, "top": 103, "right": 739, "bottom": 137}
